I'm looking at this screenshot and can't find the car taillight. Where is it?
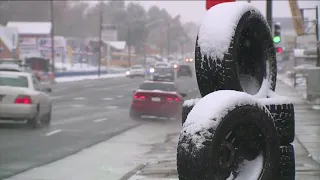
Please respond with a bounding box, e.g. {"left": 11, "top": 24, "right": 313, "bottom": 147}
{"left": 14, "top": 95, "right": 32, "bottom": 104}
{"left": 167, "top": 97, "right": 180, "bottom": 102}
{"left": 133, "top": 94, "right": 146, "bottom": 101}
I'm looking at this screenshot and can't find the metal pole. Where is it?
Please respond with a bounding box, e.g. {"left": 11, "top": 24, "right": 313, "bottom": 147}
{"left": 266, "top": 0, "right": 272, "bottom": 28}
{"left": 50, "top": 0, "right": 55, "bottom": 82}
{"left": 315, "top": 6, "right": 320, "bottom": 67}
{"left": 128, "top": 24, "right": 131, "bottom": 67}
{"left": 167, "top": 22, "right": 170, "bottom": 57}
{"left": 98, "top": 3, "right": 102, "bottom": 76}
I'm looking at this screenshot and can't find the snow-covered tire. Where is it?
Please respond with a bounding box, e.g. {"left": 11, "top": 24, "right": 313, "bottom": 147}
{"left": 195, "top": 2, "right": 276, "bottom": 97}
{"left": 181, "top": 99, "right": 200, "bottom": 125}
{"left": 259, "top": 94, "right": 295, "bottom": 145}
{"left": 177, "top": 90, "right": 279, "bottom": 180}
{"left": 278, "top": 145, "right": 295, "bottom": 180}
{"left": 265, "top": 103, "right": 295, "bottom": 145}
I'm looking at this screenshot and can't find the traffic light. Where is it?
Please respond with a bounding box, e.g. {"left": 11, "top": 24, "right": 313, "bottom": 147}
{"left": 276, "top": 47, "right": 283, "bottom": 53}
{"left": 273, "top": 23, "right": 281, "bottom": 44}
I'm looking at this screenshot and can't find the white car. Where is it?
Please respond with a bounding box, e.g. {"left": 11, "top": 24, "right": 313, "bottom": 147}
{"left": 0, "top": 71, "right": 52, "bottom": 128}
{"left": 126, "top": 65, "right": 145, "bottom": 78}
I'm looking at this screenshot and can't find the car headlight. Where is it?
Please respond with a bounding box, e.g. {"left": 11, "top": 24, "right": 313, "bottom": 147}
{"left": 126, "top": 71, "right": 130, "bottom": 75}
{"left": 150, "top": 68, "right": 155, "bottom": 73}
{"left": 189, "top": 59, "right": 193, "bottom": 62}
{"left": 173, "top": 64, "right": 178, "bottom": 68}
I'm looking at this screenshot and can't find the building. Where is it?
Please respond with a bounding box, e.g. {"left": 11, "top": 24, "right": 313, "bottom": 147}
{"left": 0, "top": 25, "right": 19, "bottom": 59}
{"left": 6, "top": 21, "right": 52, "bottom": 59}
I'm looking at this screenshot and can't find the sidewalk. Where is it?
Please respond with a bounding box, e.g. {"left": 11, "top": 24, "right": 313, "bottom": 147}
{"left": 126, "top": 79, "right": 320, "bottom": 179}
{"left": 276, "top": 76, "right": 320, "bottom": 164}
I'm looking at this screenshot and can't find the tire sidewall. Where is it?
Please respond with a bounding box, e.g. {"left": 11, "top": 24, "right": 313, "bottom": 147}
{"left": 210, "top": 105, "right": 279, "bottom": 179}
{"left": 230, "top": 10, "right": 277, "bottom": 92}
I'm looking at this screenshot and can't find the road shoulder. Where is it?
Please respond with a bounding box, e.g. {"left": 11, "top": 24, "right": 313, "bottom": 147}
{"left": 5, "top": 121, "right": 180, "bottom": 180}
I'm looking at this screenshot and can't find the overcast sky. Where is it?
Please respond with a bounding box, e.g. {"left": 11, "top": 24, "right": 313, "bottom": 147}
{"left": 135, "top": 1, "right": 320, "bottom": 24}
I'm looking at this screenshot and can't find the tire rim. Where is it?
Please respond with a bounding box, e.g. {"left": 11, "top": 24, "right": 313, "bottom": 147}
{"left": 217, "top": 123, "right": 265, "bottom": 179}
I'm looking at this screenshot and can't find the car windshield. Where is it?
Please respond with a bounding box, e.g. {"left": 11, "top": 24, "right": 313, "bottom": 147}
{"left": 155, "top": 68, "right": 171, "bottom": 72}
{"left": 0, "top": 74, "right": 29, "bottom": 88}
{"left": 139, "top": 82, "right": 176, "bottom": 92}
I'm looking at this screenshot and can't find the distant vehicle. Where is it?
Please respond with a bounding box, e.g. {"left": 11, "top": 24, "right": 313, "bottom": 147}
{"left": 0, "top": 64, "right": 43, "bottom": 81}
{"left": 0, "top": 71, "right": 52, "bottom": 128}
{"left": 0, "top": 58, "right": 23, "bottom": 66}
{"left": 126, "top": 65, "right": 145, "bottom": 78}
{"left": 154, "top": 62, "right": 170, "bottom": 68}
{"left": 153, "top": 67, "right": 175, "bottom": 81}
{"left": 185, "top": 58, "right": 193, "bottom": 63}
{"left": 130, "top": 81, "right": 187, "bottom": 120}
{"left": 177, "top": 64, "right": 193, "bottom": 77}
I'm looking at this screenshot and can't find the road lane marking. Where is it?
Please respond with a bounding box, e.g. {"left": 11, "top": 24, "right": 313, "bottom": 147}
{"left": 94, "top": 118, "right": 108, "bottom": 122}
{"left": 105, "top": 105, "right": 118, "bottom": 109}
{"left": 45, "top": 129, "right": 62, "bottom": 136}
{"left": 188, "top": 90, "right": 192, "bottom": 92}
{"left": 51, "top": 96, "right": 63, "bottom": 100}
{"left": 73, "top": 97, "right": 86, "bottom": 100}
{"left": 117, "top": 95, "right": 124, "bottom": 98}
{"left": 102, "top": 97, "right": 114, "bottom": 101}
{"left": 71, "top": 104, "right": 86, "bottom": 108}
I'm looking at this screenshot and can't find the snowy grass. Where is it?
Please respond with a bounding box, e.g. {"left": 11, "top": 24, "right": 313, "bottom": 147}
{"left": 55, "top": 73, "right": 126, "bottom": 83}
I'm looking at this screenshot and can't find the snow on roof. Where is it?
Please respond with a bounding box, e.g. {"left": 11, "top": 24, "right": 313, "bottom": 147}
{"left": 6, "top": 21, "right": 52, "bottom": 35}
{"left": 0, "top": 26, "right": 19, "bottom": 50}
{"left": 105, "top": 41, "right": 126, "bottom": 50}
{"left": 198, "top": 2, "right": 265, "bottom": 61}
{"left": 181, "top": 90, "right": 265, "bottom": 150}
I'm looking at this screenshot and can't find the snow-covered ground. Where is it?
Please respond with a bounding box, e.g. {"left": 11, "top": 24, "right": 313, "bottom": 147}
{"left": 54, "top": 73, "right": 126, "bottom": 83}
{"left": 54, "top": 62, "right": 127, "bottom": 72}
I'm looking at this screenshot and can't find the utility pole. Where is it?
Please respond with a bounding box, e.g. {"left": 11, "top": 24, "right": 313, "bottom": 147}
{"left": 167, "top": 22, "right": 170, "bottom": 57}
{"left": 316, "top": 6, "right": 320, "bottom": 67}
{"left": 127, "top": 24, "right": 131, "bottom": 67}
{"left": 50, "top": 0, "right": 55, "bottom": 82}
{"left": 266, "top": 0, "right": 273, "bottom": 29}
{"left": 98, "top": 2, "right": 102, "bottom": 76}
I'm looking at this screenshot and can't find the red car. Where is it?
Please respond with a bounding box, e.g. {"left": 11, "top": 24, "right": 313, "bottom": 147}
{"left": 130, "top": 81, "right": 187, "bottom": 120}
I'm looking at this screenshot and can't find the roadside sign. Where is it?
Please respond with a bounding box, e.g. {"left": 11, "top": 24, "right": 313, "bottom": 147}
{"left": 206, "top": 0, "right": 235, "bottom": 10}
{"left": 288, "top": 0, "right": 304, "bottom": 35}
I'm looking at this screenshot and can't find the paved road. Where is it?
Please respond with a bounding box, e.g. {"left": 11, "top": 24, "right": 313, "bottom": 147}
{"left": 0, "top": 76, "right": 201, "bottom": 179}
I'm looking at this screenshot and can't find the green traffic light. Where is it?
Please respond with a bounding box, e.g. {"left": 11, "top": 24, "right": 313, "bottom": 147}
{"left": 273, "top": 36, "right": 281, "bottom": 44}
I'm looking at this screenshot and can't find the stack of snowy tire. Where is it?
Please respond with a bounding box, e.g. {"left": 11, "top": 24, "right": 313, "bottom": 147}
{"left": 177, "top": 2, "right": 295, "bottom": 180}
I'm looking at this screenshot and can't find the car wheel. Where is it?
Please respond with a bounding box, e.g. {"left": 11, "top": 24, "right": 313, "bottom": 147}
{"left": 27, "top": 106, "right": 42, "bottom": 129}
{"left": 177, "top": 91, "right": 279, "bottom": 180}
{"left": 43, "top": 107, "right": 52, "bottom": 127}
{"left": 195, "top": 2, "right": 276, "bottom": 98}
{"left": 129, "top": 109, "right": 140, "bottom": 120}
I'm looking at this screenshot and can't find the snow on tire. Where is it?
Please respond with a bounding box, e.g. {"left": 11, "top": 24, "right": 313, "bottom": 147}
{"left": 177, "top": 90, "right": 279, "bottom": 180}
{"left": 259, "top": 93, "right": 295, "bottom": 145}
{"left": 182, "top": 98, "right": 200, "bottom": 125}
{"left": 195, "top": 2, "right": 276, "bottom": 98}
{"left": 278, "top": 145, "right": 295, "bottom": 180}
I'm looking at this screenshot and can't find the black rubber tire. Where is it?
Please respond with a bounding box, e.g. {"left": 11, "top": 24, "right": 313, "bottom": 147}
{"left": 278, "top": 145, "right": 295, "bottom": 180}
{"left": 178, "top": 103, "right": 280, "bottom": 179}
{"left": 181, "top": 105, "right": 194, "bottom": 125}
{"left": 27, "top": 107, "right": 42, "bottom": 129}
{"left": 129, "top": 109, "right": 140, "bottom": 120}
{"left": 195, "top": 4, "right": 276, "bottom": 97}
{"left": 264, "top": 103, "right": 295, "bottom": 144}
{"left": 43, "top": 108, "right": 52, "bottom": 127}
